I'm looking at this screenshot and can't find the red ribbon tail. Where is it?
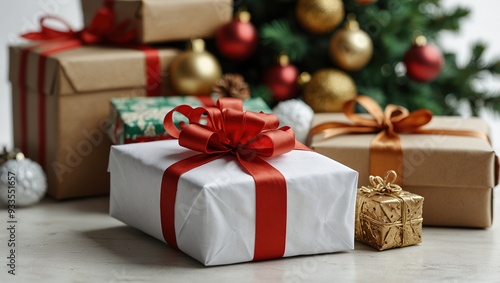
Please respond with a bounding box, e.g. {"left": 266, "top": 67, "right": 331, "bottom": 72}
{"left": 34, "top": 41, "right": 83, "bottom": 166}
{"left": 135, "top": 45, "right": 161, "bottom": 96}
{"left": 161, "top": 154, "right": 224, "bottom": 250}
{"left": 21, "top": 16, "right": 77, "bottom": 41}
{"left": 18, "top": 46, "right": 36, "bottom": 154}
{"left": 238, "top": 155, "right": 287, "bottom": 261}
{"left": 197, "top": 96, "right": 216, "bottom": 107}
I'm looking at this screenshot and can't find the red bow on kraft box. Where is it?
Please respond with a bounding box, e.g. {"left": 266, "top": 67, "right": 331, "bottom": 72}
{"left": 22, "top": 2, "right": 136, "bottom": 44}
{"left": 17, "top": 0, "right": 160, "bottom": 166}
{"left": 161, "top": 98, "right": 308, "bottom": 261}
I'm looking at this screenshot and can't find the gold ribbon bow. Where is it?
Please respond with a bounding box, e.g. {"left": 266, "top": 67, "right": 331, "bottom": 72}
{"left": 308, "top": 95, "right": 491, "bottom": 185}
{"left": 360, "top": 170, "right": 402, "bottom": 196}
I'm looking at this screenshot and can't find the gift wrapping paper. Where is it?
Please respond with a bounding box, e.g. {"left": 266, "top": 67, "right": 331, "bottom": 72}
{"left": 108, "top": 140, "right": 358, "bottom": 265}
{"left": 109, "top": 96, "right": 271, "bottom": 144}
{"left": 355, "top": 188, "right": 424, "bottom": 251}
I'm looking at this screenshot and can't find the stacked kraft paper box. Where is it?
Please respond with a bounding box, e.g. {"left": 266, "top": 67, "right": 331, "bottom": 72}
{"left": 9, "top": 0, "right": 234, "bottom": 199}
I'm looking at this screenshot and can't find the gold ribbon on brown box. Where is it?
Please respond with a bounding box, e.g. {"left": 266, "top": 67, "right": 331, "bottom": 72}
{"left": 307, "top": 95, "right": 491, "bottom": 185}
{"left": 355, "top": 170, "right": 423, "bottom": 250}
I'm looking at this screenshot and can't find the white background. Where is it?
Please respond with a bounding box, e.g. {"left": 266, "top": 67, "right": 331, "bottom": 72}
{"left": 0, "top": 0, "right": 499, "bottom": 152}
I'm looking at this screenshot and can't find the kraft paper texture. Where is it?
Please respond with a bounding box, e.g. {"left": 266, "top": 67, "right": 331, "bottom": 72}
{"left": 9, "top": 45, "right": 179, "bottom": 199}
{"left": 310, "top": 113, "right": 496, "bottom": 228}
{"left": 81, "top": 0, "right": 232, "bottom": 43}
{"left": 108, "top": 140, "right": 358, "bottom": 266}
{"left": 9, "top": 45, "right": 179, "bottom": 95}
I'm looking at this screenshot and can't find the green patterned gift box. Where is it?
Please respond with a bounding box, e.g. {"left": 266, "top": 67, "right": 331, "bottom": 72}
{"left": 109, "top": 96, "right": 271, "bottom": 144}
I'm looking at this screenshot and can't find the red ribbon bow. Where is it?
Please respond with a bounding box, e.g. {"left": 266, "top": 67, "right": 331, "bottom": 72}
{"left": 161, "top": 98, "right": 306, "bottom": 261}
{"left": 21, "top": 6, "right": 136, "bottom": 45}
{"left": 164, "top": 98, "right": 297, "bottom": 161}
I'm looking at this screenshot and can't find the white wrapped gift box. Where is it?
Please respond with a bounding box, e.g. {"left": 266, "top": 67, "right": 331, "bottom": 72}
{"left": 108, "top": 140, "right": 358, "bottom": 266}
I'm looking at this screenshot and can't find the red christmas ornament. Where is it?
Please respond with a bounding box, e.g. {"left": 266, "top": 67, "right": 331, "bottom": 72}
{"left": 263, "top": 54, "right": 300, "bottom": 102}
{"left": 216, "top": 10, "right": 258, "bottom": 61}
{"left": 403, "top": 35, "right": 444, "bottom": 83}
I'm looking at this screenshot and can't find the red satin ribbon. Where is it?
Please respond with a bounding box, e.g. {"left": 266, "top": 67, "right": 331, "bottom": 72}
{"left": 21, "top": 8, "right": 136, "bottom": 45}
{"left": 18, "top": 43, "right": 48, "bottom": 154}
{"left": 36, "top": 41, "right": 83, "bottom": 165}
{"left": 18, "top": 1, "right": 161, "bottom": 166}
{"left": 161, "top": 98, "right": 306, "bottom": 261}
{"left": 308, "top": 95, "right": 492, "bottom": 185}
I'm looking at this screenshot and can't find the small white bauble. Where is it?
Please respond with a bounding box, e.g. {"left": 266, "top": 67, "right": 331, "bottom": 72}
{"left": 273, "top": 99, "right": 314, "bottom": 144}
{"left": 0, "top": 154, "right": 47, "bottom": 207}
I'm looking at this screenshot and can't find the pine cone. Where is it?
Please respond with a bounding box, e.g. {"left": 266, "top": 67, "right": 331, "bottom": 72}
{"left": 211, "top": 74, "right": 250, "bottom": 99}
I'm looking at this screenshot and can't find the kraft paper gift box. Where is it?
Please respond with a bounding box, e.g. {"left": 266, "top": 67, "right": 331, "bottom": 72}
{"left": 309, "top": 97, "right": 497, "bottom": 228}
{"left": 9, "top": 44, "right": 179, "bottom": 199}
{"left": 109, "top": 96, "right": 271, "bottom": 144}
{"left": 81, "top": 0, "right": 232, "bottom": 44}
{"left": 108, "top": 99, "right": 359, "bottom": 266}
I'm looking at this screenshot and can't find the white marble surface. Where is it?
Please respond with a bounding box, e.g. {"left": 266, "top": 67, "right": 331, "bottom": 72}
{"left": 0, "top": 189, "right": 499, "bottom": 283}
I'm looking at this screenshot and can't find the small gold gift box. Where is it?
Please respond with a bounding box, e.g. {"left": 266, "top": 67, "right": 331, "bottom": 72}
{"left": 355, "top": 171, "right": 424, "bottom": 251}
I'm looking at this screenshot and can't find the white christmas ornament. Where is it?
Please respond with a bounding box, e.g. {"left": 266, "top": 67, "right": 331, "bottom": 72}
{"left": 272, "top": 99, "right": 314, "bottom": 144}
{"left": 0, "top": 152, "right": 47, "bottom": 207}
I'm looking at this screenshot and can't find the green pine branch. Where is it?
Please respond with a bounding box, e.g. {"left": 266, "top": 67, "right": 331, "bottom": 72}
{"left": 434, "top": 6, "right": 470, "bottom": 32}
{"left": 260, "top": 19, "right": 308, "bottom": 61}
{"left": 483, "top": 95, "right": 500, "bottom": 113}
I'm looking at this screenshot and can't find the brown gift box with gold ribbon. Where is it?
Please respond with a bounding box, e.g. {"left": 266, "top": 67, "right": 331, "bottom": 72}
{"left": 81, "top": 0, "right": 232, "bottom": 44}
{"left": 309, "top": 96, "right": 498, "bottom": 228}
{"left": 355, "top": 171, "right": 424, "bottom": 251}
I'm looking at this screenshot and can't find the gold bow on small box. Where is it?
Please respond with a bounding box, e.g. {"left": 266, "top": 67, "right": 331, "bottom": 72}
{"left": 359, "top": 170, "right": 403, "bottom": 195}
{"left": 355, "top": 170, "right": 424, "bottom": 251}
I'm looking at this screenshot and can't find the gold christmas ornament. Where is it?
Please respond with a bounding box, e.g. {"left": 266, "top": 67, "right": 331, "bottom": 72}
{"left": 296, "top": 0, "right": 344, "bottom": 34}
{"left": 297, "top": 71, "right": 312, "bottom": 87}
{"left": 329, "top": 14, "right": 373, "bottom": 71}
{"left": 169, "top": 39, "right": 222, "bottom": 96}
{"left": 303, "top": 69, "right": 357, "bottom": 112}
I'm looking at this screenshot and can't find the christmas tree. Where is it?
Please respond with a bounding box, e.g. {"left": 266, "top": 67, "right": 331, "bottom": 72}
{"left": 210, "top": 0, "right": 500, "bottom": 116}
